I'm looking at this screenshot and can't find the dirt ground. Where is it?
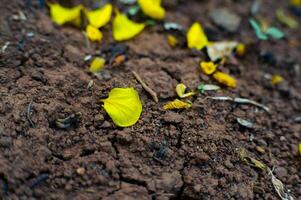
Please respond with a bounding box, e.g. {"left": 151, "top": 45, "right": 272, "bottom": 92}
{"left": 0, "top": 0, "right": 300, "bottom": 199}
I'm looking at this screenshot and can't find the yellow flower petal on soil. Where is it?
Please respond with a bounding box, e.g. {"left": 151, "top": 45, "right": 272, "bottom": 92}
{"left": 86, "top": 25, "right": 103, "bottom": 42}
{"left": 290, "top": 0, "right": 301, "bottom": 6}
{"left": 49, "top": 3, "right": 82, "bottom": 25}
{"left": 176, "top": 83, "right": 196, "bottom": 98}
{"left": 187, "top": 22, "right": 209, "bottom": 50}
{"left": 271, "top": 75, "right": 284, "bottom": 85}
{"left": 86, "top": 4, "right": 112, "bottom": 28}
{"left": 213, "top": 71, "right": 237, "bottom": 88}
{"left": 298, "top": 142, "right": 301, "bottom": 156}
{"left": 163, "top": 99, "right": 191, "bottom": 110}
{"left": 236, "top": 43, "right": 246, "bottom": 56}
{"left": 200, "top": 61, "right": 217, "bottom": 75}
{"left": 89, "top": 57, "right": 105, "bottom": 73}
{"left": 167, "top": 34, "right": 178, "bottom": 47}
{"left": 101, "top": 88, "right": 142, "bottom": 127}
{"left": 113, "top": 12, "right": 145, "bottom": 41}
{"left": 138, "top": 0, "right": 165, "bottom": 20}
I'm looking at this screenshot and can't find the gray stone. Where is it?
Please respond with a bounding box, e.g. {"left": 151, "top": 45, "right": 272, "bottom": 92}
{"left": 210, "top": 8, "right": 241, "bottom": 32}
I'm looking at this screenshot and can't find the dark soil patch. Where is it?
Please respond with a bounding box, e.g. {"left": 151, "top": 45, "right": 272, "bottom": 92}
{"left": 0, "top": 0, "right": 300, "bottom": 199}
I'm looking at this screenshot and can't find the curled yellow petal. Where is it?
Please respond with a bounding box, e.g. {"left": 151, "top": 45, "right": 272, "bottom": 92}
{"left": 49, "top": 3, "right": 82, "bottom": 25}
{"left": 86, "top": 25, "right": 103, "bottom": 42}
{"left": 187, "top": 22, "right": 209, "bottom": 50}
{"left": 89, "top": 57, "right": 105, "bottom": 73}
{"left": 176, "top": 83, "right": 196, "bottom": 98}
{"left": 138, "top": 0, "right": 165, "bottom": 20}
{"left": 86, "top": 4, "right": 112, "bottom": 28}
{"left": 167, "top": 34, "right": 178, "bottom": 47}
{"left": 200, "top": 61, "right": 217, "bottom": 75}
{"left": 213, "top": 71, "right": 237, "bottom": 88}
{"left": 163, "top": 99, "right": 191, "bottom": 110}
{"left": 101, "top": 88, "right": 142, "bottom": 127}
{"left": 113, "top": 12, "right": 145, "bottom": 41}
{"left": 271, "top": 75, "right": 283, "bottom": 85}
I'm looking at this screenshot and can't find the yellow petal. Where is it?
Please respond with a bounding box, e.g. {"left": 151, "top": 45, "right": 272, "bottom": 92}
{"left": 113, "top": 12, "right": 145, "bottom": 41}
{"left": 86, "top": 25, "right": 103, "bottom": 42}
{"left": 49, "top": 3, "right": 82, "bottom": 25}
{"left": 290, "top": 0, "right": 301, "bottom": 6}
{"left": 271, "top": 75, "right": 284, "bottom": 85}
{"left": 138, "top": 0, "right": 165, "bottom": 20}
{"left": 167, "top": 34, "right": 178, "bottom": 47}
{"left": 207, "top": 41, "right": 238, "bottom": 61}
{"left": 176, "top": 83, "right": 196, "bottom": 98}
{"left": 213, "top": 71, "right": 237, "bottom": 88}
{"left": 200, "top": 61, "right": 217, "bottom": 75}
{"left": 187, "top": 22, "right": 209, "bottom": 50}
{"left": 101, "top": 88, "right": 142, "bottom": 127}
{"left": 236, "top": 43, "right": 246, "bottom": 56}
{"left": 163, "top": 99, "right": 191, "bottom": 110}
{"left": 89, "top": 57, "right": 105, "bottom": 73}
{"left": 298, "top": 142, "right": 301, "bottom": 156}
{"left": 86, "top": 4, "right": 112, "bottom": 28}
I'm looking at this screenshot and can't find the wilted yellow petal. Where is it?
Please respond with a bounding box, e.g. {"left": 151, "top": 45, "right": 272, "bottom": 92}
{"left": 113, "top": 12, "right": 145, "bottom": 41}
{"left": 167, "top": 34, "right": 178, "bottom": 47}
{"left": 213, "top": 71, "right": 237, "bottom": 88}
{"left": 86, "top": 25, "right": 103, "bottom": 42}
{"left": 290, "top": 0, "right": 301, "bottom": 6}
{"left": 101, "top": 88, "right": 142, "bottom": 127}
{"left": 298, "top": 142, "right": 301, "bottom": 156}
{"left": 49, "top": 3, "right": 82, "bottom": 25}
{"left": 271, "top": 75, "right": 283, "bottom": 85}
{"left": 89, "top": 57, "right": 105, "bottom": 73}
{"left": 187, "top": 22, "right": 209, "bottom": 50}
{"left": 200, "top": 61, "right": 217, "bottom": 75}
{"left": 207, "top": 41, "right": 238, "bottom": 61}
{"left": 163, "top": 99, "right": 191, "bottom": 110}
{"left": 138, "top": 0, "right": 165, "bottom": 20}
{"left": 176, "top": 83, "right": 196, "bottom": 98}
{"left": 236, "top": 43, "right": 246, "bottom": 56}
{"left": 86, "top": 4, "right": 112, "bottom": 28}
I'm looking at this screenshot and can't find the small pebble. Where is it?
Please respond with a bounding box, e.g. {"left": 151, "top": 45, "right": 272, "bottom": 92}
{"left": 76, "top": 167, "right": 85, "bottom": 176}
{"left": 210, "top": 8, "right": 241, "bottom": 32}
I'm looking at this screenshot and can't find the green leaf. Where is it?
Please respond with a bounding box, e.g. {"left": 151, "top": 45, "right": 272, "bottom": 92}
{"left": 249, "top": 18, "right": 268, "bottom": 40}
{"left": 266, "top": 27, "right": 285, "bottom": 40}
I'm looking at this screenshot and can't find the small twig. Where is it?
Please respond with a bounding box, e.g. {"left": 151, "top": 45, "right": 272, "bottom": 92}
{"left": 131, "top": 70, "right": 159, "bottom": 103}
{"left": 27, "top": 100, "right": 35, "bottom": 127}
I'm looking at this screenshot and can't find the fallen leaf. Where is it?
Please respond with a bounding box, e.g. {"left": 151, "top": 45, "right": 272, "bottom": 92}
{"left": 138, "top": 0, "right": 165, "bottom": 20}
{"left": 207, "top": 41, "right": 238, "bottom": 61}
{"left": 176, "top": 83, "right": 196, "bottom": 98}
{"left": 266, "top": 27, "right": 285, "bottom": 40}
{"left": 239, "top": 148, "right": 267, "bottom": 171}
{"left": 212, "top": 71, "right": 237, "bottom": 88}
{"left": 187, "top": 22, "right": 209, "bottom": 50}
{"left": 200, "top": 61, "right": 217, "bottom": 75}
{"left": 163, "top": 99, "right": 191, "bottom": 110}
{"left": 101, "top": 88, "right": 142, "bottom": 127}
{"left": 85, "top": 4, "right": 112, "bottom": 28}
{"left": 249, "top": 18, "right": 268, "bottom": 40}
{"left": 113, "top": 11, "right": 145, "bottom": 41}
{"left": 89, "top": 57, "right": 105, "bottom": 73}
{"left": 86, "top": 25, "right": 103, "bottom": 42}
{"left": 48, "top": 3, "right": 82, "bottom": 25}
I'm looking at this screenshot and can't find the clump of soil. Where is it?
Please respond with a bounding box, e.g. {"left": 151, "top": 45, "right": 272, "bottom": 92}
{"left": 0, "top": 0, "right": 300, "bottom": 199}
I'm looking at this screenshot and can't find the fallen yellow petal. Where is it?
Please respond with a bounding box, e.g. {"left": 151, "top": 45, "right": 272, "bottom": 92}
{"left": 138, "top": 0, "right": 165, "bottom": 20}
{"left": 86, "top": 25, "right": 103, "bottom": 42}
{"left": 176, "top": 83, "right": 196, "bottom": 98}
{"left": 163, "top": 99, "right": 191, "bottom": 110}
{"left": 200, "top": 61, "right": 217, "bottom": 75}
{"left": 271, "top": 75, "right": 284, "bottom": 85}
{"left": 298, "top": 142, "right": 301, "bottom": 156}
{"left": 207, "top": 41, "right": 238, "bottom": 61}
{"left": 213, "top": 71, "right": 237, "bottom": 88}
{"left": 167, "top": 34, "right": 178, "bottom": 47}
{"left": 89, "top": 57, "right": 105, "bottom": 73}
{"left": 187, "top": 22, "right": 209, "bottom": 50}
{"left": 236, "top": 43, "right": 246, "bottom": 56}
{"left": 49, "top": 3, "right": 82, "bottom": 25}
{"left": 113, "top": 12, "right": 145, "bottom": 41}
{"left": 101, "top": 88, "right": 142, "bottom": 127}
{"left": 85, "top": 4, "right": 112, "bottom": 28}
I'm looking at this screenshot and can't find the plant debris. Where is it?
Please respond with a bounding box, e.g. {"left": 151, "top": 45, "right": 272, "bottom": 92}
{"left": 276, "top": 9, "right": 298, "bottom": 29}
{"left": 236, "top": 118, "right": 253, "bottom": 128}
{"left": 197, "top": 84, "right": 220, "bottom": 93}
{"left": 212, "top": 71, "right": 237, "bottom": 88}
{"left": 176, "top": 83, "right": 196, "bottom": 98}
{"left": 27, "top": 100, "right": 35, "bottom": 127}
{"left": 164, "top": 22, "right": 183, "bottom": 31}
{"left": 163, "top": 99, "right": 191, "bottom": 110}
{"left": 53, "top": 112, "right": 82, "bottom": 129}
{"left": 207, "top": 96, "right": 270, "bottom": 112}
{"left": 132, "top": 70, "right": 159, "bottom": 103}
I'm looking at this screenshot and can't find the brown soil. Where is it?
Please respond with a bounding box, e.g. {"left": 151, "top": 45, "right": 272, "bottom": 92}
{"left": 0, "top": 0, "right": 300, "bottom": 199}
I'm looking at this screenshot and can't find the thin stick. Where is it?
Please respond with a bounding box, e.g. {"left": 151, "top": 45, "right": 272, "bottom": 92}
{"left": 27, "top": 100, "right": 35, "bottom": 127}
{"left": 131, "top": 70, "right": 159, "bottom": 103}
